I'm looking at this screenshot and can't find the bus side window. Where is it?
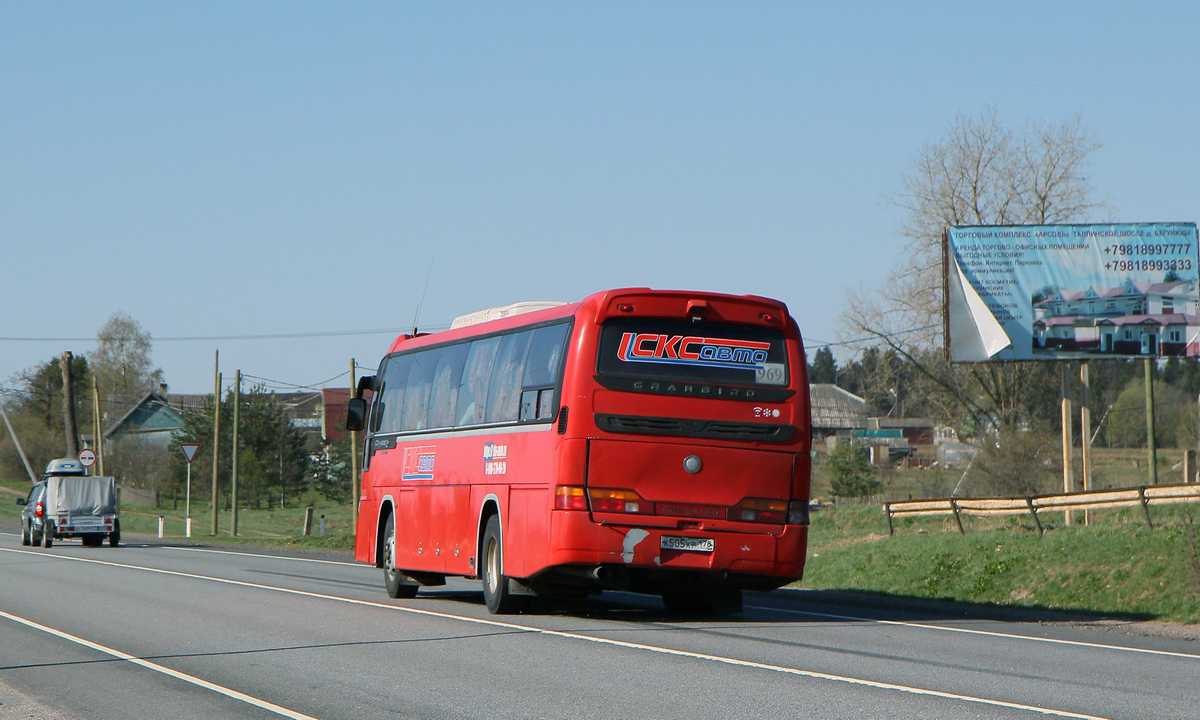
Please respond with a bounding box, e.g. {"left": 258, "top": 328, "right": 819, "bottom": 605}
{"left": 427, "top": 343, "right": 468, "bottom": 429}
{"left": 486, "top": 331, "right": 533, "bottom": 424}
{"left": 456, "top": 336, "right": 502, "bottom": 427}
{"left": 374, "top": 355, "right": 413, "bottom": 434}
{"left": 401, "top": 351, "right": 437, "bottom": 431}
{"left": 523, "top": 323, "right": 569, "bottom": 387}
{"left": 519, "top": 323, "right": 570, "bottom": 422}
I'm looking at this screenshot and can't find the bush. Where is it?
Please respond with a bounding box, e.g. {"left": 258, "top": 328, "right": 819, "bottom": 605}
{"left": 827, "top": 442, "right": 882, "bottom": 499}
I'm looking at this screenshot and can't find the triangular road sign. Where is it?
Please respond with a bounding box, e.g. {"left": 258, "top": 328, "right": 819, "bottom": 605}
{"left": 180, "top": 443, "right": 202, "bottom": 464}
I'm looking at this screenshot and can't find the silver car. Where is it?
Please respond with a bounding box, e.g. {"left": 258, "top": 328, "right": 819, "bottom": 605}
{"left": 18, "top": 481, "right": 50, "bottom": 547}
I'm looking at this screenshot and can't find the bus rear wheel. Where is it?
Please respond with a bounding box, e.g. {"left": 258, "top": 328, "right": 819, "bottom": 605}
{"left": 382, "top": 515, "right": 418, "bottom": 599}
{"left": 481, "top": 515, "right": 525, "bottom": 615}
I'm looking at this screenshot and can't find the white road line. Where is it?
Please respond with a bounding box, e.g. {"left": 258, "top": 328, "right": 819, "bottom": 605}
{"left": 165, "top": 546, "right": 360, "bottom": 566}
{"left": 748, "top": 603, "right": 1200, "bottom": 661}
{"left": 1, "top": 547, "right": 1112, "bottom": 720}
{"left": 0, "top": 609, "right": 319, "bottom": 720}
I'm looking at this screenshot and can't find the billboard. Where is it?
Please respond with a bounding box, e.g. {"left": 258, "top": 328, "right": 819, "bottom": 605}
{"left": 945, "top": 223, "right": 1200, "bottom": 362}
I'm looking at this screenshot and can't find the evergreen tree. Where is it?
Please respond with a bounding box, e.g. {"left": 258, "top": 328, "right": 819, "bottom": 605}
{"left": 808, "top": 346, "right": 838, "bottom": 384}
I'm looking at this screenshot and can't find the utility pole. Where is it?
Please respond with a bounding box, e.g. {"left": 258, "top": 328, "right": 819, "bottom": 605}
{"left": 92, "top": 377, "right": 105, "bottom": 475}
{"left": 61, "top": 351, "right": 80, "bottom": 457}
{"left": 350, "top": 358, "right": 359, "bottom": 533}
{"left": 211, "top": 350, "right": 221, "bottom": 536}
{"left": 231, "top": 369, "right": 241, "bottom": 537}
{"left": 1, "top": 407, "right": 38, "bottom": 483}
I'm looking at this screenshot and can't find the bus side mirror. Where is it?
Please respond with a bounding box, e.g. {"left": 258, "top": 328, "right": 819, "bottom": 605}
{"left": 346, "top": 398, "right": 367, "bottom": 432}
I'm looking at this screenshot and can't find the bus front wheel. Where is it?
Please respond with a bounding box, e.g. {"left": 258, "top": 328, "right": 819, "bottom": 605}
{"left": 382, "top": 515, "right": 418, "bottom": 599}
{"left": 481, "top": 515, "right": 524, "bottom": 614}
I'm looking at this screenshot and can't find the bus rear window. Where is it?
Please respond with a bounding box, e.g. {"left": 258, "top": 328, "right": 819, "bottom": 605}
{"left": 596, "top": 318, "right": 788, "bottom": 388}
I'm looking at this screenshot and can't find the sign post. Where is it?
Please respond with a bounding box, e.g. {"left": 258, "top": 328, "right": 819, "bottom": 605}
{"left": 180, "top": 443, "right": 201, "bottom": 538}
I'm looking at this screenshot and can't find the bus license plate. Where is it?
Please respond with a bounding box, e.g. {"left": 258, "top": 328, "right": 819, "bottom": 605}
{"left": 660, "top": 536, "right": 714, "bottom": 553}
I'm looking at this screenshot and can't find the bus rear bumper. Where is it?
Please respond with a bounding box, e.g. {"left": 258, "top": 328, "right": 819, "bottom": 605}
{"left": 542, "top": 510, "right": 807, "bottom": 591}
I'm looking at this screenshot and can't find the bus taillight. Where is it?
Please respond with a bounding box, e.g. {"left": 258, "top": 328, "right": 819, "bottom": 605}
{"left": 554, "top": 486, "right": 587, "bottom": 511}
{"left": 734, "top": 498, "right": 788, "bottom": 523}
{"left": 588, "top": 488, "right": 652, "bottom": 514}
{"left": 787, "top": 500, "right": 810, "bottom": 526}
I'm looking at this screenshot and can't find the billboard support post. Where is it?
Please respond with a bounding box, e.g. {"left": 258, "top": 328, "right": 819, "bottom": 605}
{"left": 1145, "top": 358, "right": 1158, "bottom": 486}
{"left": 1080, "top": 361, "right": 1093, "bottom": 524}
{"left": 1061, "top": 364, "right": 1074, "bottom": 527}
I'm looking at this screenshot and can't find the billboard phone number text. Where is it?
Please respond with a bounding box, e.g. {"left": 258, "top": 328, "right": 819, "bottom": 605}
{"left": 1104, "top": 244, "right": 1193, "bottom": 256}
{"left": 1105, "top": 259, "right": 1194, "bottom": 272}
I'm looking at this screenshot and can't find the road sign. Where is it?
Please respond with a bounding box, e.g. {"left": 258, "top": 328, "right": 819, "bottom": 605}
{"left": 180, "top": 443, "right": 202, "bottom": 464}
{"left": 78, "top": 448, "right": 97, "bottom": 467}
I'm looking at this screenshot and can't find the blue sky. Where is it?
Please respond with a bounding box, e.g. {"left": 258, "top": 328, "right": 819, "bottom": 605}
{"left": 2, "top": 2, "right": 1197, "bottom": 393}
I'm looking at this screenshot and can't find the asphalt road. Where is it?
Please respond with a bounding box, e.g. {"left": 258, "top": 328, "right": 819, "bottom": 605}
{"left": 1, "top": 531, "right": 1198, "bottom": 720}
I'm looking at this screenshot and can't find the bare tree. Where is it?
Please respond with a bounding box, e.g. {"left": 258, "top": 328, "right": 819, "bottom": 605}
{"left": 843, "top": 108, "right": 1104, "bottom": 436}
{"left": 90, "top": 312, "right": 164, "bottom": 416}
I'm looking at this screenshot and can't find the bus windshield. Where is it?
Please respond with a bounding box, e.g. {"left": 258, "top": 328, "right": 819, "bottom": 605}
{"left": 595, "top": 318, "right": 789, "bottom": 389}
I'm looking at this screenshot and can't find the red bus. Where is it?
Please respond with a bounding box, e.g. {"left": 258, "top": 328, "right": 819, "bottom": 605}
{"left": 345, "top": 288, "right": 811, "bottom": 614}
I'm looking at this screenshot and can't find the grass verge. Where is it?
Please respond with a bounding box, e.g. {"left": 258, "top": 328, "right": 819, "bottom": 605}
{"left": 800, "top": 504, "right": 1200, "bottom": 624}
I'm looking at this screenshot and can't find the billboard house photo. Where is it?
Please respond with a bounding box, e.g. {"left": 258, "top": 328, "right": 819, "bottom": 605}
{"left": 946, "top": 223, "right": 1200, "bottom": 362}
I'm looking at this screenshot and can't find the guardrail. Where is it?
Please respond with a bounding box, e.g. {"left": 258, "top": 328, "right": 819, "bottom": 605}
{"left": 884, "top": 483, "right": 1200, "bottom": 535}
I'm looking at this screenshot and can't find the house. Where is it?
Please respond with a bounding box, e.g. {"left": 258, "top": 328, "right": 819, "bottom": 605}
{"left": 867, "top": 416, "right": 935, "bottom": 446}
{"left": 808, "top": 384, "right": 867, "bottom": 441}
{"left": 103, "top": 392, "right": 186, "bottom": 449}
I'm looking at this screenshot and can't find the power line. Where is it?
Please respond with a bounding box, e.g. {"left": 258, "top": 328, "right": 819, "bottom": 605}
{"left": 240, "top": 369, "right": 350, "bottom": 392}
{"left": 0, "top": 327, "right": 424, "bottom": 343}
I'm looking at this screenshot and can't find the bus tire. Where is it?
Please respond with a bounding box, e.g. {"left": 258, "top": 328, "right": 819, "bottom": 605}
{"left": 382, "top": 515, "right": 418, "bottom": 599}
{"left": 481, "top": 515, "right": 524, "bottom": 614}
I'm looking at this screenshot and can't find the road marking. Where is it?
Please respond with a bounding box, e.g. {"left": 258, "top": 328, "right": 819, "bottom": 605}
{"left": 747, "top": 603, "right": 1200, "bottom": 661}
{"left": 165, "top": 546, "right": 360, "bottom": 566}
{"left": 1, "top": 547, "right": 1113, "bottom": 719}
{"left": 0, "top": 608, "right": 319, "bottom": 720}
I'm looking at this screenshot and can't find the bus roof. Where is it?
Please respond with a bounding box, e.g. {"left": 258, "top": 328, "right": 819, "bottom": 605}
{"left": 387, "top": 288, "right": 793, "bottom": 355}
{"left": 450, "top": 301, "right": 567, "bottom": 330}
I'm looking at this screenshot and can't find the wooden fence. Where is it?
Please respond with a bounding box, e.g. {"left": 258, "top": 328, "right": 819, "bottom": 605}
{"left": 884, "top": 483, "right": 1200, "bottom": 535}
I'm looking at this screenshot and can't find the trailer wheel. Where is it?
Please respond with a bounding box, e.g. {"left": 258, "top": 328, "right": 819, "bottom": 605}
{"left": 481, "top": 515, "right": 524, "bottom": 614}
{"left": 42, "top": 525, "right": 53, "bottom": 548}
{"left": 110, "top": 520, "right": 120, "bottom": 547}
